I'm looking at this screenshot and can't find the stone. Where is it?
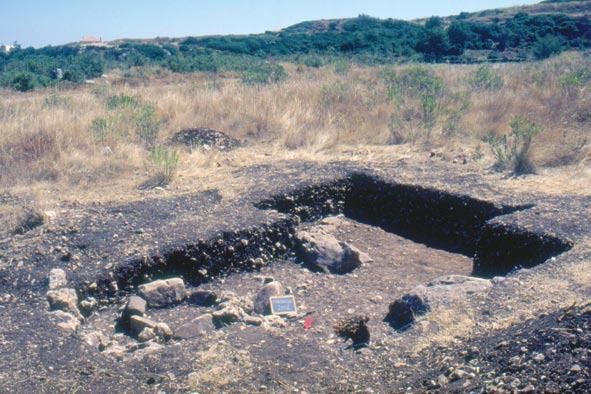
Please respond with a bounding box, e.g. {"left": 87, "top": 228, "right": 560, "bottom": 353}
{"left": 47, "top": 288, "right": 82, "bottom": 320}
{"left": 262, "top": 315, "right": 287, "bottom": 329}
{"left": 80, "top": 297, "right": 98, "bottom": 313}
{"left": 254, "top": 281, "right": 286, "bottom": 315}
{"left": 532, "top": 353, "right": 545, "bottom": 362}
{"left": 154, "top": 323, "right": 173, "bottom": 340}
{"left": 384, "top": 294, "right": 429, "bottom": 330}
{"left": 174, "top": 314, "right": 215, "bottom": 339}
{"left": 129, "top": 315, "right": 157, "bottom": 334}
{"left": 126, "top": 295, "right": 147, "bottom": 316}
{"left": 138, "top": 278, "right": 186, "bottom": 307}
{"left": 412, "top": 275, "right": 492, "bottom": 307}
{"left": 334, "top": 316, "right": 370, "bottom": 346}
{"left": 187, "top": 290, "right": 217, "bottom": 306}
{"left": 49, "top": 310, "right": 80, "bottom": 332}
{"left": 82, "top": 330, "right": 109, "bottom": 350}
{"left": 437, "top": 374, "right": 449, "bottom": 387}
{"left": 138, "top": 327, "right": 156, "bottom": 342}
{"left": 295, "top": 229, "right": 371, "bottom": 274}
{"left": 48, "top": 268, "right": 67, "bottom": 289}
{"left": 212, "top": 305, "right": 244, "bottom": 328}
{"left": 243, "top": 315, "right": 263, "bottom": 326}
{"left": 119, "top": 295, "right": 148, "bottom": 327}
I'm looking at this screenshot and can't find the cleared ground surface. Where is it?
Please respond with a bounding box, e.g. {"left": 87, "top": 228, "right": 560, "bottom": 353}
{"left": 0, "top": 160, "right": 589, "bottom": 393}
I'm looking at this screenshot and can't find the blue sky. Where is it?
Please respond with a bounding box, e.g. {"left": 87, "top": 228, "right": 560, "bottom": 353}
{"left": 1, "top": 0, "right": 540, "bottom": 48}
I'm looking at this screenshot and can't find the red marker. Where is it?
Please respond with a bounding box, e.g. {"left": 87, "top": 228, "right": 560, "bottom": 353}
{"left": 303, "top": 315, "right": 313, "bottom": 330}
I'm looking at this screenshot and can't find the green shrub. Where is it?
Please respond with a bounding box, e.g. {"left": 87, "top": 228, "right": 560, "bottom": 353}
{"left": 141, "top": 145, "right": 179, "bottom": 188}
{"left": 485, "top": 116, "right": 542, "bottom": 174}
{"left": 385, "top": 66, "right": 445, "bottom": 128}
{"left": 133, "top": 104, "right": 161, "bottom": 146}
{"left": 470, "top": 64, "right": 503, "bottom": 91}
{"left": 302, "top": 55, "right": 324, "bottom": 68}
{"left": 559, "top": 66, "right": 591, "bottom": 90}
{"left": 333, "top": 59, "right": 351, "bottom": 75}
{"left": 532, "top": 35, "right": 563, "bottom": 60}
{"left": 89, "top": 117, "right": 110, "bottom": 142}
{"left": 240, "top": 63, "right": 288, "bottom": 85}
{"left": 106, "top": 94, "right": 139, "bottom": 110}
{"left": 43, "top": 94, "right": 72, "bottom": 108}
{"left": 12, "top": 73, "right": 36, "bottom": 92}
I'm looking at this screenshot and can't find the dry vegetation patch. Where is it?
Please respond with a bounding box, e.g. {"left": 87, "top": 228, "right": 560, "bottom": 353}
{"left": 1, "top": 52, "right": 589, "bottom": 205}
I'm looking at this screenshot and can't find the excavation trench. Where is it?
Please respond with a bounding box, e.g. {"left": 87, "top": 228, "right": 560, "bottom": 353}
{"left": 81, "top": 173, "right": 573, "bottom": 299}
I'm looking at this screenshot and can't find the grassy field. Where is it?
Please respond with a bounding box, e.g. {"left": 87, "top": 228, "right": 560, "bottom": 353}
{"left": 0, "top": 51, "right": 589, "bottom": 210}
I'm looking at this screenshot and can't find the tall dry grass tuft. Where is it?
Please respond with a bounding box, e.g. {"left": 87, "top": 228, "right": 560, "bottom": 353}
{"left": 0, "top": 52, "right": 589, "bottom": 202}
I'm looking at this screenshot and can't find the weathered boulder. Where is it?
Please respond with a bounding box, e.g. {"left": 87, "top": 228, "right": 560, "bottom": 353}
{"left": 254, "top": 281, "right": 286, "bottom": 315}
{"left": 187, "top": 290, "right": 218, "bottom": 306}
{"left": 384, "top": 294, "right": 429, "bottom": 330}
{"left": 48, "top": 268, "right": 67, "bottom": 289}
{"left": 47, "top": 288, "right": 82, "bottom": 320}
{"left": 138, "top": 278, "right": 186, "bottom": 307}
{"left": 296, "top": 229, "right": 371, "bottom": 274}
{"left": 174, "top": 314, "right": 216, "bottom": 340}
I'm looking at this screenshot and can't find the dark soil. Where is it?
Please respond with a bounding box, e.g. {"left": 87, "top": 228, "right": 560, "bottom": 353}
{"left": 170, "top": 128, "right": 242, "bottom": 151}
{"left": 409, "top": 303, "right": 591, "bottom": 393}
{"left": 0, "top": 160, "right": 588, "bottom": 393}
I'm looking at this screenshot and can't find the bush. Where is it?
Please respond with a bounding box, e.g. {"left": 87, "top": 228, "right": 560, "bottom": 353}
{"left": 532, "top": 35, "right": 563, "bottom": 60}
{"left": 486, "top": 116, "right": 542, "bottom": 174}
{"left": 333, "top": 59, "right": 351, "bottom": 75}
{"left": 302, "top": 55, "right": 324, "bottom": 68}
{"left": 558, "top": 66, "right": 591, "bottom": 90}
{"left": 106, "top": 94, "right": 139, "bottom": 110}
{"left": 470, "top": 64, "right": 503, "bottom": 91}
{"left": 139, "top": 145, "right": 180, "bottom": 188}
{"left": 386, "top": 66, "right": 445, "bottom": 128}
{"left": 240, "top": 63, "right": 287, "bottom": 85}
{"left": 90, "top": 117, "right": 110, "bottom": 142}
{"left": 133, "top": 104, "right": 161, "bottom": 146}
{"left": 12, "top": 73, "right": 36, "bottom": 92}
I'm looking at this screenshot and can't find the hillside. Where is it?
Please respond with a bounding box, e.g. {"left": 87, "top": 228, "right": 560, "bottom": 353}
{"left": 1, "top": 1, "right": 591, "bottom": 91}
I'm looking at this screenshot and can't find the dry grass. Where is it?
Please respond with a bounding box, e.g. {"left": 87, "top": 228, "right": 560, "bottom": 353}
{"left": 0, "top": 52, "right": 589, "bottom": 206}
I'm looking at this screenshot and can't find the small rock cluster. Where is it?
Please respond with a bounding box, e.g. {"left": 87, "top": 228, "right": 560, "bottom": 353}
{"left": 46, "top": 268, "right": 84, "bottom": 332}
{"left": 114, "top": 277, "right": 291, "bottom": 344}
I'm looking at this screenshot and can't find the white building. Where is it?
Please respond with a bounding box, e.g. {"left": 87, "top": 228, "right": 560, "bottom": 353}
{"left": 0, "top": 44, "right": 15, "bottom": 54}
